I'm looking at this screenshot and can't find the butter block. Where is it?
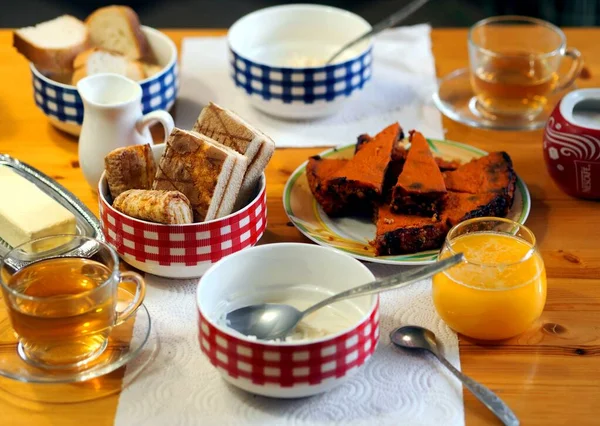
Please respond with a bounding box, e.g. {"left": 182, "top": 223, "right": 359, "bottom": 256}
{"left": 0, "top": 168, "right": 77, "bottom": 250}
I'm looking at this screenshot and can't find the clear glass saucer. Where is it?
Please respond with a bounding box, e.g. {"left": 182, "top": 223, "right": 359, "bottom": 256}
{"left": 432, "top": 68, "right": 574, "bottom": 131}
{"left": 0, "top": 287, "right": 157, "bottom": 403}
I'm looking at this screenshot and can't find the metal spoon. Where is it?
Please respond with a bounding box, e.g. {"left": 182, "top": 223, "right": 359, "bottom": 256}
{"left": 225, "top": 252, "right": 463, "bottom": 340}
{"left": 325, "top": 0, "right": 430, "bottom": 65}
{"left": 391, "top": 326, "right": 520, "bottom": 426}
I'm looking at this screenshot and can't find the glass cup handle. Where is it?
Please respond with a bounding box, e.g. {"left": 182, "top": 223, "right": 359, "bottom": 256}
{"left": 555, "top": 47, "right": 584, "bottom": 92}
{"left": 115, "top": 271, "right": 146, "bottom": 326}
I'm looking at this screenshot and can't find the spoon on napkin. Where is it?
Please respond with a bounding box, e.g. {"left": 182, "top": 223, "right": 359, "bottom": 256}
{"left": 225, "top": 252, "right": 463, "bottom": 341}
{"left": 391, "top": 326, "right": 520, "bottom": 426}
{"left": 325, "top": 0, "right": 430, "bottom": 65}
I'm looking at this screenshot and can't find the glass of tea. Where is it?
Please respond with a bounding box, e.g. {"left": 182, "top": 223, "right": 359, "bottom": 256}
{"left": 432, "top": 217, "right": 547, "bottom": 341}
{"left": 468, "top": 16, "right": 583, "bottom": 119}
{"left": 0, "top": 235, "right": 145, "bottom": 369}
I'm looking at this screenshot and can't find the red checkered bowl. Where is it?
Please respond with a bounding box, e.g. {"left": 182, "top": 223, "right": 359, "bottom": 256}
{"left": 197, "top": 243, "right": 380, "bottom": 398}
{"left": 98, "top": 143, "right": 267, "bottom": 279}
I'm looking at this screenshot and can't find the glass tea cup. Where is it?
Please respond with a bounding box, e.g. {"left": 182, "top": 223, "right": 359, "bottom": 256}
{"left": 432, "top": 217, "right": 547, "bottom": 341}
{"left": 468, "top": 15, "right": 583, "bottom": 119}
{"left": 0, "top": 235, "right": 145, "bottom": 369}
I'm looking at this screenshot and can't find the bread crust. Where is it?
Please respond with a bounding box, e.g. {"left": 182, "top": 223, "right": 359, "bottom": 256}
{"left": 216, "top": 152, "right": 248, "bottom": 218}
{"left": 104, "top": 144, "right": 156, "bottom": 199}
{"left": 85, "top": 6, "right": 151, "bottom": 61}
{"left": 113, "top": 189, "right": 193, "bottom": 224}
{"left": 193, "top": 102, "right": 274, "bottom": 209}
{"left": 236, "top": 139, "right": 275, "bottom": 207}
{"left": 13, "top": 15, "right": 89, "bottom": 72}
{"left": 153, "top": 128, "right": 235, "bottom": 222}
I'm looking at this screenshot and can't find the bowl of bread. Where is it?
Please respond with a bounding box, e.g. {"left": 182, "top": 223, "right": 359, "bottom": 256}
{"left": 98, "top": 102, "right": 275, "bottom": 278}
{"left": 13, "top": 5, "right": 178, "bottom": 136}
{"left": 228, "top": 4, "right": 373, "bottom": 119}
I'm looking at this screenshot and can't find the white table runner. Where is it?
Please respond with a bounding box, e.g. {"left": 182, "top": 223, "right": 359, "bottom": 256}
{"left": 175, "top": 24, "right": 445, "bottom": 146}
{"left": 114, "top": 270, "right": 463, "bottom": 426}
{"left": 114, "top": 24, "right": 463, "bottom": 426}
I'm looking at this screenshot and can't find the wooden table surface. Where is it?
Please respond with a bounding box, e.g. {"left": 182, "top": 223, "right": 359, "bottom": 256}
{"left": 1, "top": 28, "right": 599, "bottom": 426}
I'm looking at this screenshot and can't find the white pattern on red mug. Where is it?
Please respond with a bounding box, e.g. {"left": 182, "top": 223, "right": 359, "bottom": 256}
{"left": 543, "top": 88, "right": 600, "bottom": 200}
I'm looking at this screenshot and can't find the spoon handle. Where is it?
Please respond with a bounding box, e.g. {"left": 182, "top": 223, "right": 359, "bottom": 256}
{"left": 300, "top": 253, "right": 464, "bottom": 318}
{"left": 325, "top": 0, "right": 430, "bottom": 64}
{"left": 436, "top": 356, "right": 520, "bottom": 426}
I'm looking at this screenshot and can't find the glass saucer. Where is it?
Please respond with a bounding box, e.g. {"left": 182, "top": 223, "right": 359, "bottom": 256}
{"left": 0, "top": 287, "right": 158, "bottom": 403}
{"left": 432, "top": 68, "right": 574, "bottom": 131}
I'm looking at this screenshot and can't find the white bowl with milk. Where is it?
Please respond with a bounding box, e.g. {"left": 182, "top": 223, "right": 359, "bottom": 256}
{"left": 228, "top": 5, "right": 373, "bottom": 119}
{"left": 196, "top": 243, "right": 380, "bottom": 398}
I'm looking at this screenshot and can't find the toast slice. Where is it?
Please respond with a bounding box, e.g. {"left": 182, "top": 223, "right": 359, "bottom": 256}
{"left": 13, "top": 15, "right": 89, "bottom": 72}
{"left": 391, "top": 131, "right": 447, "bottom": 216}
{"left": 72, "top": 48, "right": 145, "bottom": 84}
{"left": 193, "top": 102, "right": 275, "bottom": 207}
{"left": 104, "top": 144, "right": 156, "bottom": 199}
{"left": 153, "top": 128, "right": 246, "bottom": 221}
{"left": 86, "top": 6, "right": 151, "bottom": 61}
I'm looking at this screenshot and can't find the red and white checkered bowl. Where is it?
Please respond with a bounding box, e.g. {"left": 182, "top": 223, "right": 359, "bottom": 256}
{"left": 98, "top": 143, "right": 267, "bottom": 278}
{"left": 197, "top": 243, "right": 379, "bottom": 398}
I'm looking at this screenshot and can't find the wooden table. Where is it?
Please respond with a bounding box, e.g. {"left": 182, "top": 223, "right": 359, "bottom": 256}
{"left": 1, "top": 28, "right": 599, "bottom": 426}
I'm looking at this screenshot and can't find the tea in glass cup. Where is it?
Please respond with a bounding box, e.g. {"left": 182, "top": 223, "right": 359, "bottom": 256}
{"left": 468, "top": 16, "right": 583, "bottom": 118}
{"left": 432, "top": 218, "right": 546, "bottom": 341}
{"left": 0, "top": 235, "right": 145, "bottom": 369}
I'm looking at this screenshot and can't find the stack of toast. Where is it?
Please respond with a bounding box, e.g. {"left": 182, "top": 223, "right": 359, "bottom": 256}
{"left": 13, "top": 5, "right": 163, "bottom": 85}
{"left": 307, "top": 123, "right": 516, "bottom": 255}
{"left": 103, "top": 102, "right": 275, "bottom": 224}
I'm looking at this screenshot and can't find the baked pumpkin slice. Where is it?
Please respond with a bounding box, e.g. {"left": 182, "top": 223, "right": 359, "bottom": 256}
{"left": 306, "top": 157, "right": 350, "bottom": 216}
{"left": 306, "top": 123, "right": 400, "bottom": 217}
{"left": 441, "top": 192, "right": 510, "bottom": 227}
{"left": 390, "top": 131, "right": 447, "bottom": 216}
{"left": 372, "top": 204, "right": 449, "bottom": 255}
{"left": 443, "top": 152, "right": 517, "bottom": 207}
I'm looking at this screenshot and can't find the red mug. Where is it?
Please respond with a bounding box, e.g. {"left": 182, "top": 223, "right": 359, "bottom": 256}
{"left": 543, "top": 89, "right": 600, "bottom": 200}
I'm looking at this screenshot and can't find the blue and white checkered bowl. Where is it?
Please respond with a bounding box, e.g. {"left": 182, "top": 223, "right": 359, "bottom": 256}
{"left": 228, "top": 5, "right": 373, "bottom": 120}
{"left": 29, "top": 26, "right": 179, "bottom": 136}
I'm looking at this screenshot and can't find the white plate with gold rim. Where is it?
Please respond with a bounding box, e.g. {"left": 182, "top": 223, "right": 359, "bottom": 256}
{"left": 283, "top": 138, "right": 531, "bottom": 265}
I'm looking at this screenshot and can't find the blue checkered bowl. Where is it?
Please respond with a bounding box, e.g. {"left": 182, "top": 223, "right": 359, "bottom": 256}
{"left": 228, "top": 5, "right": 373, "bottom": 120}
{"left": 29, "top": 26, "right": 179, "bottom": 136}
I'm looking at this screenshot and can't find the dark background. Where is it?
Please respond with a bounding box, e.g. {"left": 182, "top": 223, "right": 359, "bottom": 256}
{"left": 1, "top": 0, "right": 599, "bottom": 28}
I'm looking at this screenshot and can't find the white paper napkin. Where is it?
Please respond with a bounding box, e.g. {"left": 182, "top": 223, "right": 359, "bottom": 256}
{"left": 114, "top": 24, "right": 463, "bottom": 425}
{"left": 176, "top": 24, "right": 444, "bottom": 147}
{"left": 114, "top": 267, "right": 463, "bottom": 426}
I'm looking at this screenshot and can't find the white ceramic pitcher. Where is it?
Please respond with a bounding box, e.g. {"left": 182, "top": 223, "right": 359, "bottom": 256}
{"left": 77, "top": 73, "right": 174, "bottom": 190}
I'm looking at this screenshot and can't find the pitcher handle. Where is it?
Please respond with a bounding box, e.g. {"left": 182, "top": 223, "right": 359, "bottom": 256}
{"left": 136, "top": 110, "right": 175, "bottom": 143}
{"left": 555, "top": 47, "right": 584, "bottom": 93}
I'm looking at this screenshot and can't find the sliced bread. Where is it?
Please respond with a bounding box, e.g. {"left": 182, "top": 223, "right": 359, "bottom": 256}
{"left": 86, "top": 5, "right": 150, "bottom": 61}
{"left": 13, "top": 15, "right": 89, "bottom": 72}
{"left": 237, "top": 137, "right": 275, "bottom": 207}
{"left": 71, "top": 48, "right": 145, "bottom": 84}
{"left": 142, "top": 63, "right": 163, "bottom": 79}
{"left": 192, "top": 102, "right": 275, "bottom": 207}
{"left": 104, "top": 144, "right": 157, "bottom": 199}
{"left": 153, "top": 128, "right": 246, "bottom": 222}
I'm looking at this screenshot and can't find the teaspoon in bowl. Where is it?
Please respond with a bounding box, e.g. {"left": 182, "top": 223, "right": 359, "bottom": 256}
{"left": 391, "top": 325, "right": 520, "bottom": 426}
{"left": 225, "top": 252, "right": 463, "bottom": 341}
{"left": 325, "top": 0, "right": 430, "bottom": 65}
